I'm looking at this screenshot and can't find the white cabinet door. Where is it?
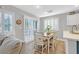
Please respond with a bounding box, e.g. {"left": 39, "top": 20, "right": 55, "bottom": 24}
{"left": 67, "top": 13, "right": 79, "bottom": 25}
{"left": 75, "top": 14, "right": 79, "bottom": 25}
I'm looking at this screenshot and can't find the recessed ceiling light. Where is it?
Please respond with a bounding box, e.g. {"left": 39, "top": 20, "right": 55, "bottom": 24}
{"left": 35, "top": 5, "right": 40, "bottom": 8}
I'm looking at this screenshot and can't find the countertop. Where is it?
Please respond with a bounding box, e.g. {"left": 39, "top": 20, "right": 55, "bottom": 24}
{"left": 63, "top": 31, "right": 79, "bottom": 41}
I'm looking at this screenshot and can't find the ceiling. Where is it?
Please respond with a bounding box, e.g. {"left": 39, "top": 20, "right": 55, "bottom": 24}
{"left": 14, "top": 5, "right": 79, "bottom": 17}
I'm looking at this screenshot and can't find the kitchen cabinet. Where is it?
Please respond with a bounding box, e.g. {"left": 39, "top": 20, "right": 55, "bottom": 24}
{"left": 67, "top": 13, "right": 79, "bottom": 25}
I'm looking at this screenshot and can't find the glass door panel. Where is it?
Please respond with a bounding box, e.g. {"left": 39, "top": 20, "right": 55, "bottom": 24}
{"left": 24, "top": 19, "right": 37, "bottom": 42}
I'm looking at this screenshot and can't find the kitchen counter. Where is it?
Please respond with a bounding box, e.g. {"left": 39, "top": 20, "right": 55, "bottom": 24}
{"left": 63, "top": 31, "right": 79, "bottom": 41}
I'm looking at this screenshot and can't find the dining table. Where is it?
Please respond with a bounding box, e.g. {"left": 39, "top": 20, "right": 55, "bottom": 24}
{"left": 42, "top": 33, "right": 54, "bottom": 54}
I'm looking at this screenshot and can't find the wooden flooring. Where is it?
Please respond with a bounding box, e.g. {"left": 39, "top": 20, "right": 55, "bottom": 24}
{"left": 20, "top": 40, "right": 65, "bottom": 54}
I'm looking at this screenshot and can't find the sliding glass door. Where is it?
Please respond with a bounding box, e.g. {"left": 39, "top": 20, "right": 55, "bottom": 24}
{"left": 24, "top": 18, "right": 37, "bottom": 42}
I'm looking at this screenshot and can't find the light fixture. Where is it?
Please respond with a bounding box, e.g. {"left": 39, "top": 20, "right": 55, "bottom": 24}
{"left": 35, "top": 5, "right": 40, "bottom": 8}
{"left": 44, "top": 10, "right": 53, "bottom": 14}
{"left": 44, "top": 12, "right": 48, "bottom": 14}
{"left": 47, "top": 10, "right": 53, "bottom": 13}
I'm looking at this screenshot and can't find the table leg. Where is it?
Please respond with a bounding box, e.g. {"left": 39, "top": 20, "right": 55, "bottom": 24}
{"left": 48, "top": 38, "right": 49, "bottom": 54}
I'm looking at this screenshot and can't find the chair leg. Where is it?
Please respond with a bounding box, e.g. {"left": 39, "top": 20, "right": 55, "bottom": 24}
{"left": 42, "top": 45, "right": 43, "bottom": 54}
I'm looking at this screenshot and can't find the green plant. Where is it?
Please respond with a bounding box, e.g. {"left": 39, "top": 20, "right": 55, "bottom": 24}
{"left": 45, "top": 25, "right": 52, "bottom": 33}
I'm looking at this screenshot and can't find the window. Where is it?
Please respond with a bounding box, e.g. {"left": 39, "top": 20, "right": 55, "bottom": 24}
{"left": 44, "top": 18, "right": 59, "bottom": 31}
{"left": 0, "top": 13, "right": 2, "bottom": 33}
{"left": 3, "top": 13, "right": 13, "bottom": 34}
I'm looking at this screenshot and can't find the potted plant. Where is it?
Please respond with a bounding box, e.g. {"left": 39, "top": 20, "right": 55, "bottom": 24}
{"left": 45, "top": 25, "right": 52, "bottom": 35}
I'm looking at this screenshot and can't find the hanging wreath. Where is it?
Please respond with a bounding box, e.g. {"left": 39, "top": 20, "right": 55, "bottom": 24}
{"left": 16, "top": 19, "right": 22, "bottom": 25}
